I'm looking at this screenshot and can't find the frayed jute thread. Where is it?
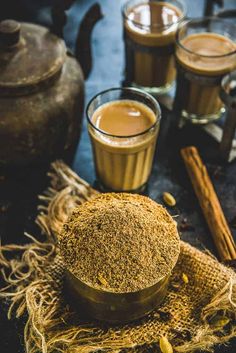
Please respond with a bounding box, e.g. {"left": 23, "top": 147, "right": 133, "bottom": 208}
{"left": 0, "top": 160, "right": 236, "bottom": 353}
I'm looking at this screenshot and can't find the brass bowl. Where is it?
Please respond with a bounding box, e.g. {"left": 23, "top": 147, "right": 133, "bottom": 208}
{"left": 65, "top": 270, "right": 170, "bottom": 323}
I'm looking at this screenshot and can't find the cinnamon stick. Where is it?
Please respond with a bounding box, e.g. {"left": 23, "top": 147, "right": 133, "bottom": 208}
{"left": 181, "top": 146, "right": 236, "bottom": 262}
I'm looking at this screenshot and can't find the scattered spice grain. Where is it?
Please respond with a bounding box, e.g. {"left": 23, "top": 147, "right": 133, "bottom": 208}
{"left": 179, "top": 218, "right": 195, "bottom": 232}
{"left": 170, "top": 282, "right": 181, "bottom": 292}
{"left": 59, "top": 193, "right": 180, "bottom": 293}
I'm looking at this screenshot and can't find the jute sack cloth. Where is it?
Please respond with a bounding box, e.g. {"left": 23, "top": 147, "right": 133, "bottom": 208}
{"left": 0, "top": 161, "right": 236, "bottom": 353}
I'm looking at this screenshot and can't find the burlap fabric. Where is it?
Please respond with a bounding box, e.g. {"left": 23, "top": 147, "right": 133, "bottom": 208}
{"left": 0, "top": 161, "right": 236, "bottom": 353}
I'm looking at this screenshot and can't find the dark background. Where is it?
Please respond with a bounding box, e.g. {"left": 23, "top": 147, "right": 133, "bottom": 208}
{"left": 0, "top": 0, "right": 236, "bottom": 352}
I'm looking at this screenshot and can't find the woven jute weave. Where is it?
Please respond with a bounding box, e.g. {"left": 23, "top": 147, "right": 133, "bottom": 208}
{"left": 0, "top": 161, "right": 236, "bottom": 353}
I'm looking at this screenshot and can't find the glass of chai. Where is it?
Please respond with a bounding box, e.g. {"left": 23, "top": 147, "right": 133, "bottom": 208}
{"left": 87, "top": 87, "right": 161, "bottom": 192}
{"left": 122, "top": 0, "right": 186, "bottom": 94}
{"left": 175, "top": 17, "right": 236, "bottom": 124}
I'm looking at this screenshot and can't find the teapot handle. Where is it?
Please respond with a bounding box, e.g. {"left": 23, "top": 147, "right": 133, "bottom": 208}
{"left": 204, "top": 0, "right": 223, "bottom": 16}
{"left": 51, "top": 1, "right": 103, "bottom": 79}
{"left": 51, "top": 0, "right": 76, "bottom": 38}
{"left": 75, "top": 3, "right": 103, "bottom": 79}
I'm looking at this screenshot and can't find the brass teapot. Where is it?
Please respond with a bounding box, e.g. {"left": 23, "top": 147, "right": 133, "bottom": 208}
{"left": 0, "top": 2, "right": 102, "bottom": 170}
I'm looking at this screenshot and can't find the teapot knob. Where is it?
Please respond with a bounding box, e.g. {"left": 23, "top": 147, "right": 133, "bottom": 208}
{"left": 0, "top": 20, "right": 21, "bottom": 48}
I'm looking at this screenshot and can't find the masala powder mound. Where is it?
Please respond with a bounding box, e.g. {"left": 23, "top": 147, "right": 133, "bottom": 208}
{"left": 59, "top": 193, "right": 180, "bottom": 293}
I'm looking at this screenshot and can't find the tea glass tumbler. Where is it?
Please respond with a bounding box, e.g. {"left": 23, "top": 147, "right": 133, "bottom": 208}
{"left": 87, "top": 87, "right": 161, "bottom": 192}
{"left": 175, "top": 17, "right": 236, "bottom": 124}
{"left": 122, "top": 0, "right": 186, "bottom": 94}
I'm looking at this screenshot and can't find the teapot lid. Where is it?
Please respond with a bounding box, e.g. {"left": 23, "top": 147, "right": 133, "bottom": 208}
{"left": 0, "top": 20, "right": 66, "bottom": 95}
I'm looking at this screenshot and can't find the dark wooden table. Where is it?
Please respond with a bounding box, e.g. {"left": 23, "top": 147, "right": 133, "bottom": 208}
{"left": 0, "top": 1, "right": 236, "bottom": 352}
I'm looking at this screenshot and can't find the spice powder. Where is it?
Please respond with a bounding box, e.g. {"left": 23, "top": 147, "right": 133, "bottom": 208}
{"left": 59, "top": 193, "right": 180, "bottom": 293}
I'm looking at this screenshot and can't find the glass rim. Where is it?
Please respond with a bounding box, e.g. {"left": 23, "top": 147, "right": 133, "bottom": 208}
{"left": 176, "top": 17, "right": 236, "bottom": 58}
{"left": 122, "top": 0, "right": 186, "bottom": 31}
{"left": 86, "top": 87, "right": 161, "bottom": 139}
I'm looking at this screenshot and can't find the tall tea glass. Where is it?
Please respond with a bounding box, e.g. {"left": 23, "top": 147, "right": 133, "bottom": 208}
{"left": 122, "top": 0, "right": 186, "bottom": 94}
{"left": 175, "top": 18, "right": 236, "bottom": 124}
{"left": 87, "top": 87, "right": 161, "bottom": 192}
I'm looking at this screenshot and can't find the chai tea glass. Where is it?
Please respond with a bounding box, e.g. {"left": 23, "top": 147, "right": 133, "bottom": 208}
{"left": 122, "top": 0, "right": 186, "bottom": 94}
{"left": 175, "top": 17, "right": 236, "bottom": 124}
{"left": 87, "top": 87, "right": 161, "bottom": 192}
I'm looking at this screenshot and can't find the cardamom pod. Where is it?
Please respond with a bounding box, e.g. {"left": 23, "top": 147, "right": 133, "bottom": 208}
{"left": 211, "top": 316, "right": 230, "bottom": 328}
{"left": 182, "top": 273, "right": 189, "bottom": 284}
{"left": 163, "top": 192, "right": 176, "bottom": 207}
{"left": 214, "top": 318, "right": 230, "bottom": 328}
{"left": 159, "top": 336, "right": 173, "bottom": 353}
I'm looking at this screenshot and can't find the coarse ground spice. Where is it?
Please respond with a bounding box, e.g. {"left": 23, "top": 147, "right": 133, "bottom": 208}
{"left": 59, "top": 193, "right": 180, "bottom": 293}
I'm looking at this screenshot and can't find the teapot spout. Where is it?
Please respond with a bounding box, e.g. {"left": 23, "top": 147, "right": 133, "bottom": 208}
{"left": 75, "top": 3, "right": 103, "bottom": 79}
